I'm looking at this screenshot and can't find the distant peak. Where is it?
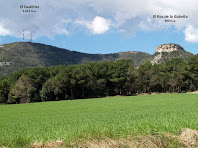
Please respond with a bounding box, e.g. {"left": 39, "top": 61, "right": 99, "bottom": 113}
{"left": 155, "top": 43, "right": 184, "bottom": 53}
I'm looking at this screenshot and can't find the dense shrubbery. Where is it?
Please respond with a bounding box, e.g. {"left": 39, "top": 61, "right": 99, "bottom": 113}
{"left": 1, "top": 55, "right": 198, "bottom": 104}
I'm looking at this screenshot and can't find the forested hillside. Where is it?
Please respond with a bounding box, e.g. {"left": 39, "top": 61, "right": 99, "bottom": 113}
{"left": 0, "top": 42, "right": 151, "bottom": 75}
{"left": 1, "top": 55, "right": 198, "bottom": 104}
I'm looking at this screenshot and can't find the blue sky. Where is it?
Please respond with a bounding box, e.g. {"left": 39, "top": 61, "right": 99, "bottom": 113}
{"left": 0, "top": 0, "right": 198, "bottom": 54}
{"left": 37, "top": 26, "right": 198, "bottom": 54}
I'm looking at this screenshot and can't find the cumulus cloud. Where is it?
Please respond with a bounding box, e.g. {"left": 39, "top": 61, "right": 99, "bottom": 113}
{"left": 0, "top": 24, "right": 10, "bottom": 36}
{"left": 76, "top": 16, "right": 111, "bottom": 34}
{"left": 1, "top": 0, "right": 198, "bottom": 42}
{"left": 90, "top": 16, "right": 111, "bottom": 34}
{"left": 184, "top": 24, "right": 198, "bottom": 43}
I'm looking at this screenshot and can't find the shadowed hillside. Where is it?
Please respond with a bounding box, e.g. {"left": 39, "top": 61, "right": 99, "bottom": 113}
{"left": 0, "top": 42, "right": 151, "bottom": 75}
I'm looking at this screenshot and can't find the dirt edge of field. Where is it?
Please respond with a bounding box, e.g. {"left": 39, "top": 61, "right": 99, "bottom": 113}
{"left": 29, "top": 128, "right": 198, "bottom": 148}
{"left": 187, "top": 90, "right": 198, "bottom": 94}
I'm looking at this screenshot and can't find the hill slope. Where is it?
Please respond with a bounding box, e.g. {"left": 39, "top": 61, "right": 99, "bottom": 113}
{"left": 0, "top": 42, "right": 151, "bottom": 75}
{"left": 0, "top": 42, "right": 194, "bottom": 75}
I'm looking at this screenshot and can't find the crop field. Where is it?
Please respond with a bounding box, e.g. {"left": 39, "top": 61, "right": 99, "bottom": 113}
{"left": 0, "top": 94, "right": 198, "bottom": 147}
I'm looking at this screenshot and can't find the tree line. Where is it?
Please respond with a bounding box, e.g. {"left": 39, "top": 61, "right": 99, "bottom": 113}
{"left": 0, "top": 55, "right": 198, "bottom": 104}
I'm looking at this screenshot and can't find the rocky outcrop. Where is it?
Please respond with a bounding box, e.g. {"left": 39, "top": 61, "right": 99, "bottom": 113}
{"left": 151, "top": 53, "right": 162, "bottom": 64}
{"left": 151, "top": 43, "right": 193, "bottom": 64}
{"left": 155, "top": 43, "right": 184, "bottom": 53}
{"left": 0, "top": 62, "right": 12, "bottom": 66}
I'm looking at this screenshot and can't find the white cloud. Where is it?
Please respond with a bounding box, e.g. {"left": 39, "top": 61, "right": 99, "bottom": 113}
{"left": 91, "top": 16, "right": 111, "bottom": 34}
{"left": 1, "top": 0, "right": 198, "bottom": 42}
{"left": 76, "top": 16, "right": 111, "bottom": 34}
{"left": 0, "top": 24, "right": 11, "bottom": 36}
{"left": 184, "top": 24, "right": 198, "bottom": 43}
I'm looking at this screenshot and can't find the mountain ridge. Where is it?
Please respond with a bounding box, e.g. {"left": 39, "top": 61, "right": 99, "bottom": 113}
{"left": 0, "top": 42, "right": 194, "bottom": 75}
{"left": 0, "top": 42, "right": 151, "bottom": 75}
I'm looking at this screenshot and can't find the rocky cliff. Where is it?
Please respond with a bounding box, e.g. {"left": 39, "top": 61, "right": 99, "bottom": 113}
{"left": 151, "top": 43, "right": 193, "bottom": 64}
{"left": 155, "top": 43, "right": 184, "bottom": 53}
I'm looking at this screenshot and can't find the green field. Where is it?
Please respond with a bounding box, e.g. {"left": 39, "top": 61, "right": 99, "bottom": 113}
{"left": 0, "top": 94, "right": 198, "bottom": 147}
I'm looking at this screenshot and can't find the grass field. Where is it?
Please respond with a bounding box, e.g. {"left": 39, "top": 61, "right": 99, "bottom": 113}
{"left": 0, "top": 94, "right": 198, "bottom": 147}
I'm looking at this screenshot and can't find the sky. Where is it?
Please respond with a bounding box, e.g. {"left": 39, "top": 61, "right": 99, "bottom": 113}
{"left": 0, "top": 0, "right": 198, "bottom": 54}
